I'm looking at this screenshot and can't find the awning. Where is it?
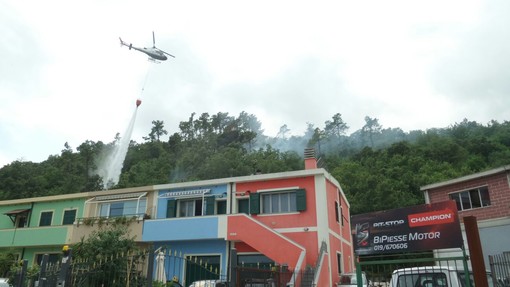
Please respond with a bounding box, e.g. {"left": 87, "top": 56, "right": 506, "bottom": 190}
{"left": 3, "top": 209, "right": 31, "bottom": 216}
{"left": 3, "top": 209, "right": 31, "bottom": 224}
{"left": 92, "top": 192, "right": 147, "bottom": 202}
{"left": 159, "top": 189, "right": 210, "bottom": 198}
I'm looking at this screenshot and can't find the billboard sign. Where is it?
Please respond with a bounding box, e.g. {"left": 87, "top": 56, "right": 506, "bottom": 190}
{"left": 351, "top": 200, "right": 463, "bottom": 255}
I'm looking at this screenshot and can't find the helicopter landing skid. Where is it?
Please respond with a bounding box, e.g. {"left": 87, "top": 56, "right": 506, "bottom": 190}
{"left": 148, "top": 58, "right": 161, "bottom": 64}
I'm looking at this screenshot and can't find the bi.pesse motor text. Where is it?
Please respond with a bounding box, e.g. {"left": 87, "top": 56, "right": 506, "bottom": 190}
{"left": 373, "top": 231, "right": 441, "bottom": 251}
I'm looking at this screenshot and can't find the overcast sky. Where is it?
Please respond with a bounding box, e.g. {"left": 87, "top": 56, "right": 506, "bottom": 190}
{"left": 1, "top": 0, "right": 509, "bottom": 167}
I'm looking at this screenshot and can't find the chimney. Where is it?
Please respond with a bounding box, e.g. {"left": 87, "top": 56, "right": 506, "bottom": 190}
{"left": 304, "top": 148, "right": 317, "bottom": 170}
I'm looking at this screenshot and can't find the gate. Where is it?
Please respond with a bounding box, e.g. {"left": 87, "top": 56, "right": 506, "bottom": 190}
{"left": 489, "top": 251, "right": 510, "bottom": 287}
{"left": 355, "top": 251, "right": 472, "bottom": 287}
{"left": 182, "top": 253, "right": 223, "bottom": 285}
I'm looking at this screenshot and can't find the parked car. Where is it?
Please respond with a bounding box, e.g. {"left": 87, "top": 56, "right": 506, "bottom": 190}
{"left": 0, "top": 278, "right": 11, "bottom": 287}
{"left": 389, "top": 266, "right": 495, "bottom": 287}
{"left": 338, "top": 272, "right": 371, "bottom": 287}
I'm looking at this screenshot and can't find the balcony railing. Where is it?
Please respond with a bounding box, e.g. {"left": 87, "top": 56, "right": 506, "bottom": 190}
{"left": 75, "top": 213, "right": 149, "bottom": 227}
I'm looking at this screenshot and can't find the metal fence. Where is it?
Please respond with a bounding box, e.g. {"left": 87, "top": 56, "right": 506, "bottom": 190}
{"left": 6, "top": 247, "right": 223, "bottom": 287}
{"left": 233, "top": 265, "right": 315, "bottom": 287}
{"left": 356, "top": 251, "right": 472, "bottom": 287}
{"left": 489, "top": 251, "right": 510, "bottom": 287}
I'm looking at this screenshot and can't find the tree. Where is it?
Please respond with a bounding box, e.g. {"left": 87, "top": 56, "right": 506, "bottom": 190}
{"left": 324, "top": 113, "right": 349, "bottom": 138}
{"left": 361, "top": 116, "right": 382, "bottom": 147}
{"left": 210, "top": 112, "right": 232, "bottom": 134}
{"left": 144, "top": 120, "right": 168, "bottom": 142}
{"left": 308, "top": 127, "right": 326, "bottom": 154}
{"left": 72, "top": 225, "right": 143, "bottom": 287}
{"left": 276, "top": 125, "right": 290, "bottom": 139}
{"left": 0, "top": 249, "right": 16, "bottom": 277}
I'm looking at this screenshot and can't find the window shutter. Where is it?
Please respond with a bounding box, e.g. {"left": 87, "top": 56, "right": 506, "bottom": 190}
{"left": 335, "top": 202, "right": 340, "bottom": 222}
{"left": 238, "top": 199, "right": 249, "bottom": 214}
{"left": 166, "top": 200, "right": 176, "bottom": 218}
{"left": 62, "top": 210, "right": 77, "bottom": 225}
{"left": 39, "top": 212, "right": 53, "bottom": 226}
{"left": 217, "top": 201, "right": 227, "bottom": 215}
{"left": 249, "top": 193, "right": 260, "bottom": 214}
{"left": 296, "top": 189, "right": 306, "bottom": 211}
{"left": 205, "top": 197, "right": 215, "bottom": 215}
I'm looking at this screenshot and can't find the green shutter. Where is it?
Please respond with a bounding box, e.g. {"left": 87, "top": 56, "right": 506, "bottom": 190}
{"left": 217, "top": 201, "right": 227, "bottom": 215}
{"left": 249, "top": 193, "right": 260, "bottom": 214}
{"left": 39, "top": 211, "right": 53, "bottom": 226}
{"left": 205, "top": 197, "right": 216, "bottom": 215}
{"left": 296, "top": 189, "right": 306, "bottom": 211}
{"left": 62, "top": 210, "right": 77, "bottom": 225}
{"left": 238, "top": 199, "right": 249, "bottom": 214}
{"left": 166, "top": 200, "right": 176, "bottom": 218}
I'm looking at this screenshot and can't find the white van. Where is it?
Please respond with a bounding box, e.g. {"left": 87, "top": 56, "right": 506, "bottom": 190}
{"left": 389, "top": 266, "right": 494, "bottom": 287}
{"left": 338, "top": 272, "right": 371, "bottom": 287}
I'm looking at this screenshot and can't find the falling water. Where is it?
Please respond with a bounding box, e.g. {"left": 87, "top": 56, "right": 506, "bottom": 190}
{"left": 97, "top": 107, "right": 138, "bottom": 189}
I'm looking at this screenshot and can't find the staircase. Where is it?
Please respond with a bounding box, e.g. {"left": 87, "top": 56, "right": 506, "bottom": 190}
{"left": 227, "top": 214, "right": 306, "bottom": 282}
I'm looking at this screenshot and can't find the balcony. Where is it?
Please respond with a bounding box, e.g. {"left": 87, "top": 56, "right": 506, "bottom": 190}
{"left": 142, "top": 214, "right": 227, "bottom": 242}
{"left": 71, "top": 214, "right": 147, "bottom": 243}
{"left": 0, "top": 225, "right": 72, "bottom": 247}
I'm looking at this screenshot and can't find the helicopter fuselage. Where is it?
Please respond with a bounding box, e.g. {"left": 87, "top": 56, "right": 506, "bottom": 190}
{"left": 120, "top": 36, "right": 174, "bottom": 61}
{"left": 132, "top": 46, "right": 168, "bottom": 61}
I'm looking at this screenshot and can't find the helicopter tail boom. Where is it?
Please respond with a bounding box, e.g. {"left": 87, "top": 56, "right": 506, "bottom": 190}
{"left": 119, "top": 37, "right": 133, "bottom": 50}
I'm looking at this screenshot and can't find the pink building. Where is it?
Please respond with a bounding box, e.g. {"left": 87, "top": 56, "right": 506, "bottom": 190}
{"left": 144, "top": 148, "right": 355, "bottom": 286}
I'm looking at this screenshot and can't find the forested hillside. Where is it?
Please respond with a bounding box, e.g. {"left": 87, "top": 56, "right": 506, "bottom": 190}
{"left": 1, "top": 112, "right": 509, "bottom": 215}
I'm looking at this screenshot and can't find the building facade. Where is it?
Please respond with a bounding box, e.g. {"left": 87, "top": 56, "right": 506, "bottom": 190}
{"left": 420, "top": 165, "right": 510, "bottom": 268}
{"left": 0, "top": 153, "right": 353, "bottom": 286}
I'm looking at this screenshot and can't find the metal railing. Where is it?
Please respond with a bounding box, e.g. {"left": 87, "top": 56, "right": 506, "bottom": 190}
{"left": 489, "top": 251, "right": 510, "bottom": 287}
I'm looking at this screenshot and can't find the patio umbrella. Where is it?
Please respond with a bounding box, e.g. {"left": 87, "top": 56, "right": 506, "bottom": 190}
{"left": 155, "top": 251, "right": 166, "bottom": 283}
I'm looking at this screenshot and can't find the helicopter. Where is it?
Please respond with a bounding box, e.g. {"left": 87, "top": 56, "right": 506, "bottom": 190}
{"left": 120, "top": 31, "right": 175, "bottom": 62}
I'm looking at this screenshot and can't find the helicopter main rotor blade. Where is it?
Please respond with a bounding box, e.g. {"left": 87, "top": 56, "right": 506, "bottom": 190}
{"left": 163, "top": 51, "right": 175, "bottom": 58}
{"left": 153, "top": 31, "right": 156, "bottom": 47}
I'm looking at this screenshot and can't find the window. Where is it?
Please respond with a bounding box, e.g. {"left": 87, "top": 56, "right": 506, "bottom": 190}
{"left": 39, "top": 211, "right": 53, "bottom": 226}
{"left": 247, "top": 189, "right": 306, "bottom": 215}
{"left": 261, "top": 190, "right": 303, "bottom": 214}
{"left": 62, "top": 209, "right": 77, "bottom": 225}
{"left": 396, "top": 273, "right": 447, "bottom": 287}
{"left": 98, "top": 198, "right": 147, "bottom": 217}
{"left": 4, "top": 209, "right": 30, "bottom": 228}
{"left": 16, "top": 215, "right": 27, "bottom": 228}
{"left": 179, "top": 199, "right": 203, "bottom": 217}
{"left": 335, "top": 201, "right": 340, "bottom": 223}
{"left": 341, "top": 205, "right": 345, "bottom": 227}
{"left": 167, "top": 197, "right": 216, "bottom": 218}
{"left": 262, "top": 192, "right": 297, "bottom": 214}
{"left": 217, "top": 200, "right": 227, "bottom": 215}
{"left": 238, "top": 198, "right": 249, "bottom": 214}
{"left": 449, "top": 186, "right": 490, "bottom": 211}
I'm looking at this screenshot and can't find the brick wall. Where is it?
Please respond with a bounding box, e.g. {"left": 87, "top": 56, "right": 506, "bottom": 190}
{"left": 427, "top": 172, "right": 510, "bottom": 222}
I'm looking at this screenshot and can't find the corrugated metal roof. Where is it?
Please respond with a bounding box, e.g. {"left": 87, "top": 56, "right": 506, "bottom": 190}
{"left": 3, "top": 208, "right": 31, "bottom": 215}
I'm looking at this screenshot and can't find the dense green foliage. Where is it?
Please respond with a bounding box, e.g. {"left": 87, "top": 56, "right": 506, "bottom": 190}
{"left": 0, "top": 249, "right": 16, "bottom": 277}
{"left": 1, "top": 111, "right": 509, "bottom": 215}
{"left": 72, "top": 225, "right": 144, "bottom": 287}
